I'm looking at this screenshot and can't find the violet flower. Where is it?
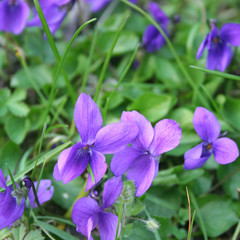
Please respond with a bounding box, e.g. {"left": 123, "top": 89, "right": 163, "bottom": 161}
{"left": 0, "top": 0, "right": 30, "bottom": 35}
{"left": 197, "top": 23, "right": 240, "bottom": 71}
{"left": 28, "top": 0, "right": 72, "bottom": 34}
{"left": 0, "top": 168, "right": 54, "bottom": 230}
{"left": 72, "top": 177, "right": 123, "bottom": 240}
{"left": 111, "top": 111, "right": 182, "bottom": 196}
{"left": 184, "top": 107, "right": 239, "bottom": 170}
{"left": 142, "top": 2, "right": 169, "bottom": 52}
{"left": 53, "top": 93, "right": 138, "bottom": 191}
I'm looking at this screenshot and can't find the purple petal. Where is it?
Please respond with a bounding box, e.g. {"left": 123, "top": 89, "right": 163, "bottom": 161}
{"left": 121, "top": 111, "right": 154, "bottom": 150}
{"left": 72, "top": 197, "right": 100, "bottom": 239}
{"left": 56, "top": 0, "right": 71, "bottom": 6}
{"left": 206, "top": 41, "right": 232, "bottom": 72}
{"left": 193, "top": 107, "right": 220, "bottom": 143}
{"left": 220, "top": 23, "right": 240, "bottom": 46}
{"left": 0, "top": 168, "right": 6, "bottom": 189}
{"left": 0, "top": 186, "right": 16, "bottom": 218}
{"left": 184, "top": 143, "right": 210, "bottom": 170}
{"left": 94, "top": 122, "right": 138, "bottom": 154}
{"left": 0, "top": 0, "right": 30, "bottom": 35}
{"left": 85, "top": 0, "right": 110, "bottom": 12}
{"left": 98, "top": 212, "right": 119, "bottom": 240}
{"left": 28, "top": 180, "right": 54, "bottom": 208}
{"left": 86, "top": 150, "right": 107, "bottom": 191}
{"left": 102, "top": 177, "right": 123, "bottom": 209}
{"left": 213, "top": 137, "right": 239, "bottom": 164}
{"left": 111, "top": 146, "right": 144, "bottom": 176}
{"left": 74, "top": 93, "right": 103, "bottom": 145}
{"left": 126, "top": 155, "right": 156, "bottom": 196}
{"left": 142, "top": 25, "right": 166, "bottom": 53}
{"left": 207, "top": 27, "right": 218, "bottom": 50}
{"left": 196, "top": 34, "right": 208, "bottom": 59}
{"left": 149, "top": 119, "right": 182, "bottom": 156}
{"left": 54, "top": 143, "right": 90, "bottom": 184}
{"left": 53, "top": 163, "right": 62, "bottom": 181}
{"left": 148, "top": 2, "right": 169, "bottom": 26}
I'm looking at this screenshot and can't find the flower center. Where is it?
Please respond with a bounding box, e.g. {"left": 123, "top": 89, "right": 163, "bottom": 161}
{"left": 201, "top": 143, "right": 213, "bottom": 158}
{"left": 212, "top": 37, "right": 218, "bottom": 44}
{"left": 10, "top": 0, "right": 16, "bottom": 5}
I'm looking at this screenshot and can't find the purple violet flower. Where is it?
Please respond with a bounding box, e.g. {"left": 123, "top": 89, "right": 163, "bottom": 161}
{"left": 53, "top": 93, "right": 138, "bottom": 191}
{"left": 28, "top": 0, "right": 71, "bottom": 34}
{"left": 0, "top": 0, "right": 30, "bottom": 35}
{"left": 184, "top": 107, "right": 239, "bottom": 170}
{"left": 142, "top": 2, "right": 169, "bottom": 53}
{"left": 72, "top": 177, "right": 123, "bottom": 240}
{"left": 111, "top": 111, "right": 182, "bottom": 196}
{"left": 0, "top": 168, "right": 54, "bottom": 230}
{"left": 197, "top": 23, "right": 240, "bottom": 71}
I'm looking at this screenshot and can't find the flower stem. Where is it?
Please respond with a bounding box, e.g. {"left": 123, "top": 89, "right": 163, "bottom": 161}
{"left": 115, "top": 198, "right": 124, "bottom": 240}
{"left": 6, "top": 164, "right": 16, "bottom": 190}
{"left": 232, "top": 220, "right": 240, "bottom": 240}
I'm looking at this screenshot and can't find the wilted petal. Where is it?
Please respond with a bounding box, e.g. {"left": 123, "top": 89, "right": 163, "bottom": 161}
{"left": 0, "top": 0, "right": 30, "bottom": 35}
{"left": 121, "top": 111, "right": 154, "bottom": 150}
{"left": 74, "top": 93, "right": 103, "bottom": 145}
{"left": 85, "top": 0, "right": 110, "bottom": 12}
{"left": 196, "top": 34, "right": 208, "bottom": 59}
{"left": 0, "top": 168, "right": 6, "bottom": 189}
{"left": 98, "top": 212, "right": 119, "bottom": 240}
{"left": 28, "top": 180, "right": 54, "bottom": 208}
{"left": 184, "top": 143, "right": 210, "bottom": 170}
{"left": 55, "top": 143, "right": 90, "bottom": 184}
{"left": 213, "top": 137, "right": 239, "bottom": 164}
{"left": 127, "top": 155, "right": 156, "bottom": 196}
{"left": 102, "top": 177, "right": 123, "bottom": 209}
{"left": 86, "top": 150, "right": 107, "bottom": 191}
{"left": 149, "top": 119, "right": 182, "bottom": 156}
{"left": 193, "top": 107, "right": 221, "bottom": 143}
{"left": 220, "top": 23, "right": 240, "bottom": 46}
{"left": 94, "top": 122, "right": 138, "bottom": 154}
{"left": 142, "top": 25, "right": 166, "bottom": 53}
{"left": 72, "top": 197, "right": 100, "bottom": 239}
{"left": 111, "top": 147, "right": 144, "bottom": 176}
{"left": 148, "top": 2, "right": 168, "bottom": 26}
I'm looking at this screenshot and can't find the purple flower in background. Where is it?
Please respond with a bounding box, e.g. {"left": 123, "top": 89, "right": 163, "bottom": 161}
{"left": 111, "top": 111, "right": 182, "bottom": 196}
{"left": 142, "top": 2, "right": 169, "bottom": 52}
{"left": 184, "top": 107, "right": 239, "bottom": 170}
{"left": 0, "top": 0, "right": 30, "bottom": 35}
{"left": 0, "top": 168, "right": 54, "bottom": 230}
{"left": 28, "top": 0, "right": 72, "bottom": 34}
{"left": 53, "top": 93, "right": 138, "bottom": 191}
{"left": 72, "top": 177, "right": 123, "bottom": 240}
{"left": 197, "top": 23, "right": 240, "bottom": 71}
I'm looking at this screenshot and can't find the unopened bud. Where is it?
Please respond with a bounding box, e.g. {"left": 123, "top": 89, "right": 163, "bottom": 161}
{"left": 145, "top": 219, "right": 160, "bottom": 232}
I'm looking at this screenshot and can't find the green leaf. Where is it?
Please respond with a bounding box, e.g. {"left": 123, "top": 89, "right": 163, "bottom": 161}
{"left": 5, "top": 116, "right": 29, "bottom": 144}
{"left": 8, "top": 88, "right": 27, "bottom": 102}
{"left": 178, "top": 169, "right": 204, "bottom": 185}
{"left": 128, "top": 93, "right": 175, "bottom": 122}
{"left": 0, "top": 88, "right": 10, "bottom": 116}
{"left": 7, "top": 102, "right": 30, "bottom": 117}
{"left": 198, "top": 195, "right": 238, "bottom": 237}
{"left": 11, "top": 224, "right": 26, "bottom": 240}
{"left": 0, "top": 228, "right": 11, "bottom": 239}
{"left": 24, "top": 229, "right": 44, "bottom": 240}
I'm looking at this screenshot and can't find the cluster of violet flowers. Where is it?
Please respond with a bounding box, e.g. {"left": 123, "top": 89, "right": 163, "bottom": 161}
{"left": 52, "top": 93, "right": 238, "bottom": 239}
{"left": 0, "top": 0, "right": 73, "bottom": 35}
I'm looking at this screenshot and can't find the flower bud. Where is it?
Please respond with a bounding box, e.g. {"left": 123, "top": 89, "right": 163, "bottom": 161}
{"left": 145, "top": 219, "right": 160, "bottom": 232}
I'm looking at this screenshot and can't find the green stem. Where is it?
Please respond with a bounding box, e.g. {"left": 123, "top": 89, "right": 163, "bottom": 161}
{"left": 232, "top": 220, "right": 240, "bottom": 240}
{"left": 187, "top": 210, "right": 196, "bottom": 240}
{"left": 115, "top": 198, "right": 124, "bottom": 240}
{"left": 94, "top": 10, "right": 130, "bottom": 103}
{"left": 88, "top": 163, "right": 95, "bottom": 184}
{"left": 6, "top": 165, "right": 17, "bottom": 190}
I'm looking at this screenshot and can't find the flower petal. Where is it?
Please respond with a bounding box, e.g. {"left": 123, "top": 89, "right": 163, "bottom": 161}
{"left": 98, "top": 212, "right": 119, "bottom": 240}
{"left": 184, "top": 143, "right": 210, "bottom": 170}
{"left": 74, "top": 93, "right": 103, "bottom": 145}
{"left": 213, "top": 137, "right": 239, "bottom": 164}
{"left": 86, "top": 150, "right": 107, "bottom": 191}
{"left": 121, "top": 111, "right": 154, "bottom": 150}
{"left": 220, "top": 23, "right": 240, "bottom": 46}
{"left": 102, "top": 177, "right": 123, "bottom": 209}
{"left": 28, "top": 180, "right": 54, "bottom": 208}
{"left": 0, "top": 168, "right": 6, "bottom": 189}
{"left": 85, "top": 0, "right": 110, "bottom": 12}
{"left": 94, "top": 122, "right": 138, "bottom": 154}
{"left": 196, "top": 34, "right": 208, "bottom": 59}
{"left": 148, "top": 2, "right": 169, "bottom": 26}
{"left": 0, "top": 0, "right": 30, "bottom": 35}
{"left": 72, "top": 197, "right": 100, "bottom": 239}
{"left": 111, "top": 146, "right": 144, "bottom": 176}
{"left": 54, "top": 143, "right": 90, "bottom": 184}
{"left": 149, "top": 119, "right": 182, "bottom": 156}
{"left": 193, "top": 107, "right": 221, "bottom": 143}
{"left": 126, "top": 155, "right": 156, "bottom": 196}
